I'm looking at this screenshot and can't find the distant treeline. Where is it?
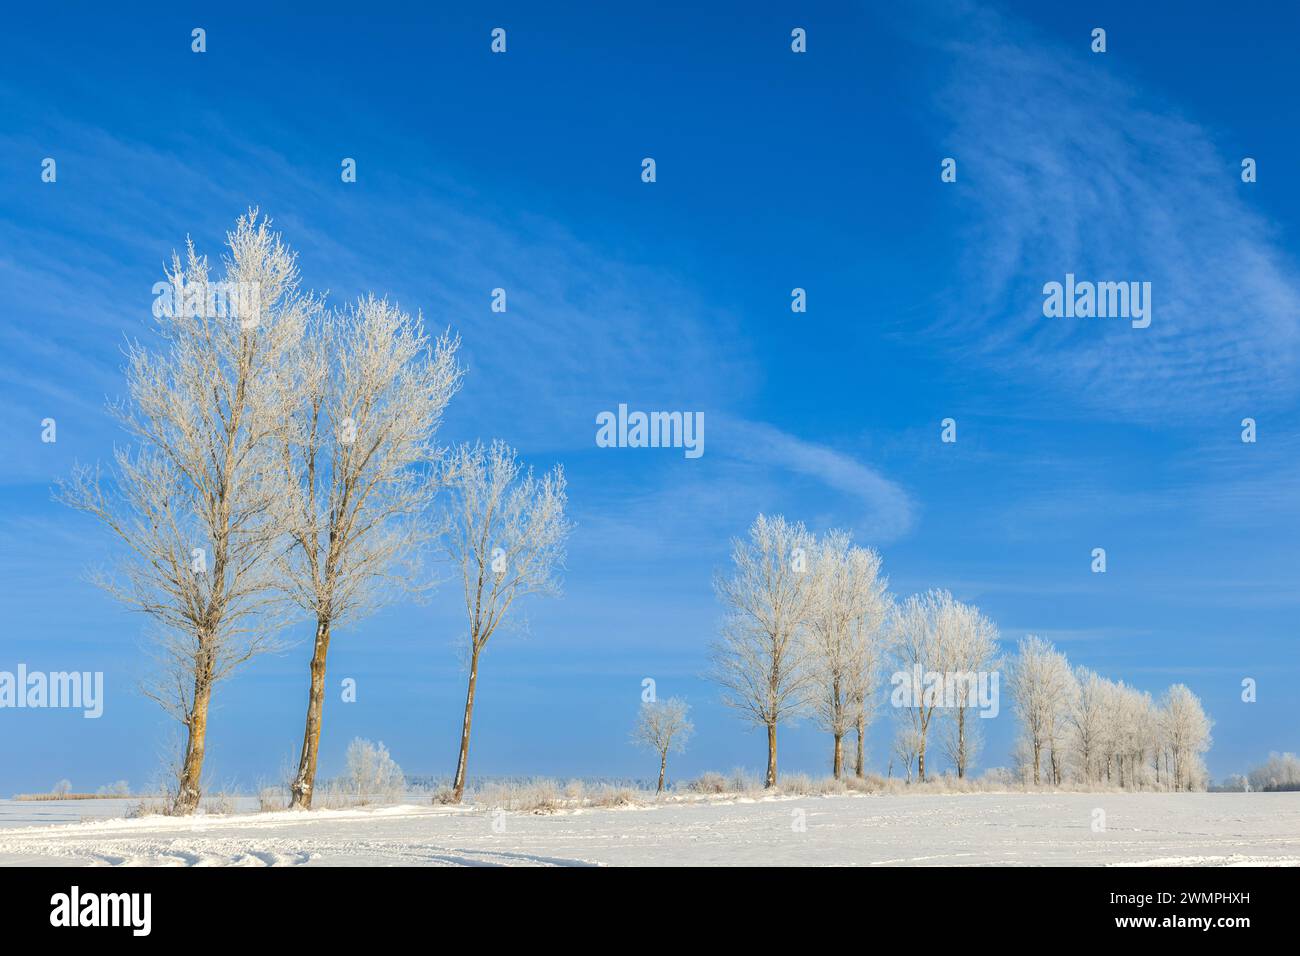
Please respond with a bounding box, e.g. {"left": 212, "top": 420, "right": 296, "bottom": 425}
{"left": 11, "top": 793, "right": 109, "bottom": 801}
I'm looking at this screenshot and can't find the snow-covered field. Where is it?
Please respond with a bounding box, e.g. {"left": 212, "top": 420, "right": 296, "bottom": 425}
{"left": 0, "top": 792, "right": 1296, "bottom": 867}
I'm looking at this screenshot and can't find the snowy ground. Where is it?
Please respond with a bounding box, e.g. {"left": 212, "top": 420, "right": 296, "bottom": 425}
{"left": 0, "top": 792, "right": 1296, "bottom": 866}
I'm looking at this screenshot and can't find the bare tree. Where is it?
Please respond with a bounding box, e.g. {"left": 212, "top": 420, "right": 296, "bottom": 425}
{"left": 438, "top": 440, "right": 572, "bottom": 803}
{"left": 58, "top": 211, "right": 311, "bottom": 814}
{"left": 938, "top": 601, "right": 999, "bottom": 778}
{"left": 278, "top": 298, "right": 462, "bottom": 809}
{"left": 805, "top": 530, "right": 889, "bottom": 778}
{"left": 1007, "top": 635, "right": 1074, "bottom": 786}
{"left": 709, "top": 514, "right": 816, "bottom": 788}
{"left": 631, "top": 697, "right": 694, "bottom": 793}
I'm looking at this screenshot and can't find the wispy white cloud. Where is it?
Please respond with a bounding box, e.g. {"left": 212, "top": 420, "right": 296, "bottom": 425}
{"left": 921, "top": 1, "right": 1300, "bottom": 419}
{"left": 716, "top": 417, "right": 916, "bottom": 541}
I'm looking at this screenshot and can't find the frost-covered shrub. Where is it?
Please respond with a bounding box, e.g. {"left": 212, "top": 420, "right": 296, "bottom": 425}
{"left": 201, "top": 792, "right": 237, "bottom": 815}
{"left": 588, "top": 784, "right": 638, "bottom": 807}
{"left": 779, "top": 773, "right": 813, "bottom": 795}
{"left": 686, "top": 772, "right": 728, "bottom": 794}
{"left": 563, "top": 779, "right": 586, "bottom": 801}
{"left": 258, "top": 786, "right": 288, "bottom": 812}
{"left": 345, "top": 738, "right": 406, "bottom": 805}
{"left": 728, "top": 767, "right": 762, "bottom": 793}
{"left": 127, "top": 794, "right": 174, "bottom": 818}
{"left": 474, "top": 778, "right": 563, "bottom": 812}
{"left": 96, "top": 780, "right": 131, "bottom": 797}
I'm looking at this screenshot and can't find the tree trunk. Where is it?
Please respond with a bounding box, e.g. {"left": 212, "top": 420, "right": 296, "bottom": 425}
{"left": 956, "top": 707, "right": 967, "bottom": 778}
{"left": 917, "top": 741, "right": 927, "bottom": 782}
{"left": 451, "top": 646, "right": 481, "bottom": 803}
{"left": 290, "top": 618, "right": 332, "bottom": 809}
{"left": 174, "top": 663, "right": 213, "bottom": 815}
{"left": 765, "top": 721, "right": 778, "bottom": 788}
{"left": 854, "top": 713, "right": 865, "bottom": 778}
{"left": 832, "top": 733, "right": 843, "bottom": 779}
{"left": 657, "top": 752, "right": 667, "bottom": 793}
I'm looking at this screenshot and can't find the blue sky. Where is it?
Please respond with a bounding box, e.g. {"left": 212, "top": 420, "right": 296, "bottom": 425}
{"left": 1, "top": 0, "right": 1298, "bottom": 793}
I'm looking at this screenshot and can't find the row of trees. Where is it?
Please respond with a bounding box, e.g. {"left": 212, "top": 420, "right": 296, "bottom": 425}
{"left": 709, "top": 516, "right": 888, "bottom": 787}
{"left": 709, "top": 514, "right": 1213, "bottom": 790}
{"left": 1009, "top": 636, "right": 1213, "bottom": 791}
{"left": 59, "top": 212, "right": 572, "bottom": 814}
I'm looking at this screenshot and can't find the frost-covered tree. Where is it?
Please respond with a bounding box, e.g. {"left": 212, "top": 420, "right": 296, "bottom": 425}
{"left": 1067, "top": 667, "right": 1111, "bottom": 784}
{"left": 1159, "top": 684, "right": 1212, "bottom": 791}
{"left": 1103, "top": 682, "right": 1155, "bottom": 788}
{"left": 438, "top": 440, "right": 572, "bottom": 803}
{"left": 938, "top": 601, "right": 999, "bottom": 778}
{"left": 805, "top": 531, "right": 889, "bottom": 778}
{"left": 58, "top": 211, "right": 311, "bottom": 814}
{"left": 278, "top": 299, "right": 462, "bottom": 809}
{"left": 710, "top": 514, "right": 817, "bottom": 788}
{"left": 892, "top": 589, "right": 963, "bottom": 782}
{"left": 847, "top": 587, "right": 893, "bottom": 779}
{"left": 1247, "top": 753, "right": 1300, "bottom": 792}
{"left": 1007, "top": 635, "right": 1074, "bottom": 785}
{"left": 631, "top": 697, "right": 694, "bottom": 793}
{"left": 1046, "top": 665, "right": 1081, "bottom": 785}
{"left": 344, "top": 738, "right": 405, "bottom": 805}
{"left": 892, "top": 721, "right": 922, "bottom": 784}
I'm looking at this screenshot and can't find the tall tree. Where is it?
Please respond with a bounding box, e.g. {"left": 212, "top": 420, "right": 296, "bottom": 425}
{"left": 279, "top": 298, "right": 462, "bottom": 809}
{"left": 1007, "top": 635, "right": 1074, "bottom": 786}
{"left": 1067, "top": 667, "right": 1111, "bottom": 784}
{"left": 939, "top": 601, "right": 999, "bottom": 778}
{"left": 58, "top": 211, "right": 311, "bottom": 813}
{"left": 847, "top": 583, "right": 893, "bottom": 780}
{"left": 892, "top": 589, "right": 961, "bottom": 782}
{"left": 1159, "top": 684, "right": 1212, "bottom": 791}
{"left": 630, "top": 697, "right": 694, "bottom": 793}
{"left": 710, "top": 514, "right": 816, "bottom": 788}
{"left": 805, "top": 531, "right": 889, "bottom": 779}
{"left": 438, "top": 440, "right": 571, "bottom": 803}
